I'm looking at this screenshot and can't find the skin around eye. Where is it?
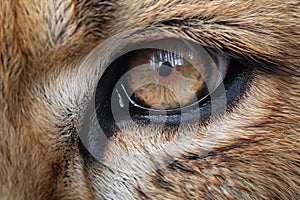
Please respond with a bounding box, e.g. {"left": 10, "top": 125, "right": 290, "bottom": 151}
{"left": 123, "top": 48, "right": 222, "bottom": 110}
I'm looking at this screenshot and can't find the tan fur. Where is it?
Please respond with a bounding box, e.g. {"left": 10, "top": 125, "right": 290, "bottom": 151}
{"left": 0, "top": 0, "right": 299, "bottom": 199}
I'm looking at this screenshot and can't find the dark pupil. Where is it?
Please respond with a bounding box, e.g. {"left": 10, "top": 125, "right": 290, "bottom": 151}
{"left": 157, "top": 61, "right": 172, "bottom": 77}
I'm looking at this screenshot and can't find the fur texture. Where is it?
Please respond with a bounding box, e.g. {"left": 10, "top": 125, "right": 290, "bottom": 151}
{"left": 0, "top": 0, "right": 299, "bottom": 199}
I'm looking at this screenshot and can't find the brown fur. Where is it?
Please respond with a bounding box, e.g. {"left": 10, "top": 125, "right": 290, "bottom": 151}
{"left": 0, "top": 0, "right": 299, "bottom": 199}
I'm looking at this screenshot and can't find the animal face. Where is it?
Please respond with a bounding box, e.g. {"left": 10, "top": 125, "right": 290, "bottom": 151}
{"left": 0, "top": 0, "right": 299, "bottom": 199}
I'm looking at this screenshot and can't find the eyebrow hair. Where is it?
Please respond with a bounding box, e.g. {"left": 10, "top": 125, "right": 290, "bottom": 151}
{"left": 177, "top": 26, "right": 297, "bottom": 77}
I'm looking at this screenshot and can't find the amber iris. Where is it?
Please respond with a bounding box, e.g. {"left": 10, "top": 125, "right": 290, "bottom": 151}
{"left": 125, "top": 49, "right": 207, "bottom": 110}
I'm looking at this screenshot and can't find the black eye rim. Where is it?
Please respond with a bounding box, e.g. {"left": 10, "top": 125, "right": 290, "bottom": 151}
{"left": 94, "top": 45, "right": 252, "bottom": 132}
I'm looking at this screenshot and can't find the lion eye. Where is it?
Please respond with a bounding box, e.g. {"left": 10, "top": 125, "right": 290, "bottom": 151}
{"left": 120, "top": 48, "right": 228, "bottom": 111}
{"left": 90, "top": 37, "right": 239, "bottom": 135}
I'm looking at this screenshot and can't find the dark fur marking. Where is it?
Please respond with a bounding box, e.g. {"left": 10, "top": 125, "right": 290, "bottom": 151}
{"left": 184, "top": 139, "right": 263, "bottom": 160}
{"left": 169, "top": 160, "right": 196, "bottom": 174}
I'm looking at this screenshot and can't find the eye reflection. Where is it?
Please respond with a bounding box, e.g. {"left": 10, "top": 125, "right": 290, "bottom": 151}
{"left": 122, "top": 48, "right": 217, "bottom": 110}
